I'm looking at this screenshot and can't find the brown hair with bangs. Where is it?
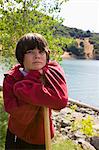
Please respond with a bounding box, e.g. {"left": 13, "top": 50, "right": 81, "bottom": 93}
{"left": 15, "top": 33, "right": 50, "bottom": 66}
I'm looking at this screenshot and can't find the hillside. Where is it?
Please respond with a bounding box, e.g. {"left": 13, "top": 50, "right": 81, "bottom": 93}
{"left": 54, "top": 24, "right": 99, "bottom": 59}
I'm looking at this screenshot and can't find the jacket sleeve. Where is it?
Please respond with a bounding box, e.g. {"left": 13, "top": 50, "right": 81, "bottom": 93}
{"left": 3, "top": 75, "right": 40, "bottom": 125}
{"left": 13, "top": 63, "right": 68, "bottom": 110}
{"left": 3, "top": 75, "right": 19, "bottom": 113}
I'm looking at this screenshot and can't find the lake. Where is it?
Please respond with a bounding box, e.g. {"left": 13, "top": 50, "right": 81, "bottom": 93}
{"left": 0, "top": 60, "right": 99, "bottom": 108}
{"left": 61, "top": 59, "right": 99, "bottom": 108}
{"left": 0, "top": 64, "right": 6, "bottom": 86}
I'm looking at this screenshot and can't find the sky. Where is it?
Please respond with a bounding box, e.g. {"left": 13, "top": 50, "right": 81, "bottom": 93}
{"left": 60, "top": 0, "right": 99, "bottom": 33}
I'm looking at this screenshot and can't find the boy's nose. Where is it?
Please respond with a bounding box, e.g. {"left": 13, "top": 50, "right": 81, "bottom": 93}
{"left": 34, "top": 51, "right": 40, "bottom": 58}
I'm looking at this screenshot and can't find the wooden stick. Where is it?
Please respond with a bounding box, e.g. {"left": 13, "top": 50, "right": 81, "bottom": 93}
{"left": 44, "top": 107, "right": 51, "bottom": 150}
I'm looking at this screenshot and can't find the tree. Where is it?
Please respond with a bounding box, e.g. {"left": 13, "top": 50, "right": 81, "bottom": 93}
{"left": 0, "top": 0, "right": 70, "bottom": 67}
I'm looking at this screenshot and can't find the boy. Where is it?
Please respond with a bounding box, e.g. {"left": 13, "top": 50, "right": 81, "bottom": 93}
{"left": 3, "top": 33, "right": 68, "bottom": 149}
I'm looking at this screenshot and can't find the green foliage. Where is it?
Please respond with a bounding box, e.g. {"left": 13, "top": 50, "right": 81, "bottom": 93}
{"left": 0, "top": 92, "right": 8, "bottom": 150}
{"left": 67, "top": 41, "right": 85, "bottom": 57}
{"left": 69, "top": 104, "right": 96, "bottom": 137}
{"left": 0, "top": 0, "right": 71, "bottom": 66}
{"left": 90, "top": 33, "right": 99, "bottom": 45}
{"left": 70, "top": 104, "right": 77, "bottom": 112}
{"left": 1, "top": 0, "right": 99, "bottom": 63}
{"left": 90, "top": 33, "right": 99, "bottom": 59}
{"left": 71, "top": 114, "right": 95, "bottom": 137}
{"left": 69, "top": 28, "right": 92, "bottom": 38}
{"left": 52, "top": 139, "right": 83, "bottom": 150}
{"left": 80, "top": 115, "right": 95, "bottom": 136}
{"left": 71, "top": 120, "right": 81, "bottom": 132}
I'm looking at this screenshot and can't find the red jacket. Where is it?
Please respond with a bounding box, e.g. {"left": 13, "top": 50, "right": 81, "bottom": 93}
{"left": 3, "top": 61, "right": 68, "bottom": 144}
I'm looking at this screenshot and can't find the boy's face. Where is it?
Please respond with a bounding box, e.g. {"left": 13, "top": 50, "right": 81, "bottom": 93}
{"left": 23, "top": 48, "right": 47, "bottom": 71}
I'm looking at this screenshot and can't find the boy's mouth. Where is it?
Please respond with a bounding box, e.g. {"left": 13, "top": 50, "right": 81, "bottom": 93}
{"left": 33, "top": 62, "right": 42, "bottom": 64}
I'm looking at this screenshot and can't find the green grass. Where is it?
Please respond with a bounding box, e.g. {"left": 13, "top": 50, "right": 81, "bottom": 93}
{"left": 0, "top": 92, "right": 83, "bottom": 150}
{"left": 52, "top": 138, "right": 83, "bottom": 150}
{"left": 51, "top": 132, "right": 83, "bottom": 150}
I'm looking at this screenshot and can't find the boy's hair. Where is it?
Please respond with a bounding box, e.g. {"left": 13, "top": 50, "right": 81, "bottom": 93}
{"left": 15, "top": 33, "right": 50, "bottom": 66}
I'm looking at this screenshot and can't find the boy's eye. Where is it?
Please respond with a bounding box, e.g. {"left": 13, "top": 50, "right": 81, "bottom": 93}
{"left": 39, "top": 50, "right": 46, "bottom": 54}
{"left": 25, "top": 50, "right": 33, "bottom": 54}
{"left": 25, "top": 50, "right": 46, "bottom": 55}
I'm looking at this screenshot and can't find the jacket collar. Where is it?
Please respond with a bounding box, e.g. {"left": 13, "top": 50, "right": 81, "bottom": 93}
{"left": 4, "top": 64, "right": 24, "bottom": 81}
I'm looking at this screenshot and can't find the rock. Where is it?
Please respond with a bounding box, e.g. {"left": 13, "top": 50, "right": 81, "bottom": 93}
{"left": 65, "top": 126, "right": 72, "bottom": 131}
{"left": 72, "top": 111, "right": 84, "bottom": 120}
{"left": 74, "top": 131, "right": 86, "bottom": 139}
{"left": 52, "top": 103, "right": 99, "bottom": 149}
{"left": 78, "top": 139, "right": 96, "bottom": 150}
{"left": 60, "top": 107, "right": 72, "bottom": 115}
{"left": 90, "top": 136, "right": 99, "bottom": 150}
{"left": 60, "top": 119, "right": 71, "bottom": 128}
{"left": 61, "top": 128, "right": 68, "bottom": 135}
{"left": 93, "top": 124, "right": 99, "bottom": 131}
{"left": 87, "top": 110, "right": 95, "bottom": 115}
{"left": 79, "top": 108, "right": 90, "bottom": 114}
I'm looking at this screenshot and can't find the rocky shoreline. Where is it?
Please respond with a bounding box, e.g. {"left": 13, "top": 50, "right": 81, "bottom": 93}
{"left": 52, "top": 100, "right": 99, "bottom": 150}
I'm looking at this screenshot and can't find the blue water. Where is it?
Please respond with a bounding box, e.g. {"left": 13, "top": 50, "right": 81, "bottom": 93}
{"left": 1, "top": 60, "right": 99, "bottom": 108}
{"left": 61, "top": 59, "right": 99, "bottom": 108}
{"left": 0, "top": 64, "right": 7, "bottom": 86}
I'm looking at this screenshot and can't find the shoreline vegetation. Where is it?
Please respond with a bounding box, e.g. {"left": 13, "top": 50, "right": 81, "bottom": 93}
{"left": 0, "top": 89, "right": 99, "bottom": 149}
{"left": 61, "top": 51, "right": 99, "bottom": 60}
{"left": 52, "top": 100, "right": 99, "bottom": 150}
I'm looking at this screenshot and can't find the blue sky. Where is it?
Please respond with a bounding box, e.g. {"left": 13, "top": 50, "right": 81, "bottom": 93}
{"left": 60, "top": 0, "right": 99, "bottom": 33}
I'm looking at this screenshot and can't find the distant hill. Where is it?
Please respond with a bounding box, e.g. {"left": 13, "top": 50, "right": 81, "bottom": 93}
{"left": 54, "top": 24, "right": 99, "bottom": 59}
